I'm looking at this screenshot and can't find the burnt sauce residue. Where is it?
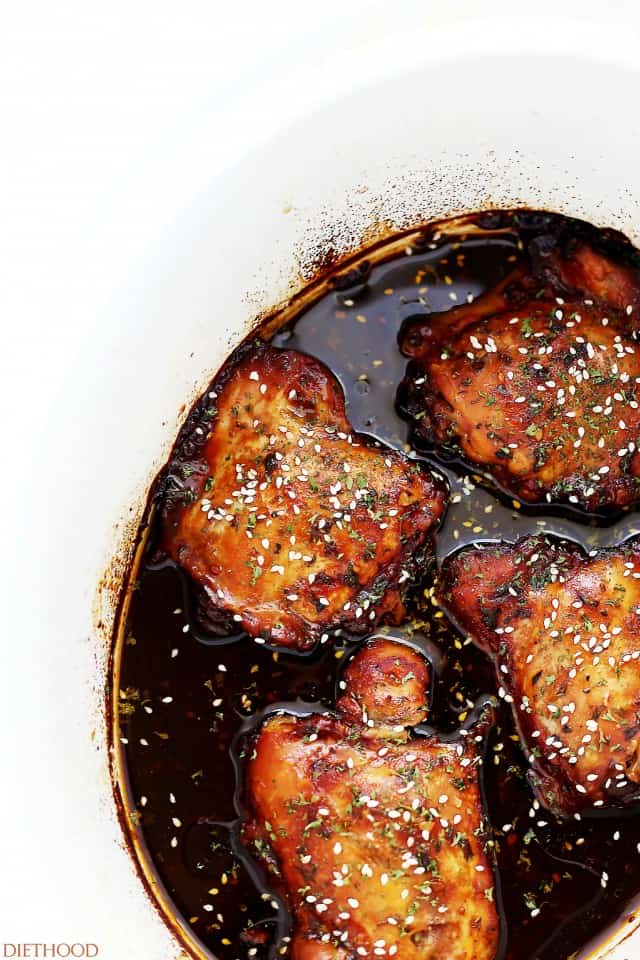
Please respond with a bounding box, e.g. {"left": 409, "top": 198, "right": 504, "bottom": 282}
{"left": 115, "top": 211, "right": 640, "bottom": 960}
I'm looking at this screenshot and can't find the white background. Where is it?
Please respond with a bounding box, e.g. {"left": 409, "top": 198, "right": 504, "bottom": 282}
{"left": 3, "top": 2, "right": 640, "bottom": 958}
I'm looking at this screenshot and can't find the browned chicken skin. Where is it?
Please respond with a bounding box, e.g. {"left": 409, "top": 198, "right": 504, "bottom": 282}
{"left": 438, "top": 536, "right": 640, "bottom": 817}
{"left": 162, "top": 345, "right": 445, "bottom": 651}
{"left": 400, "top": 237, "right": 640, "bottom": 510}
{"left": 243, "top": 639, "right": 499, "bottom": 960}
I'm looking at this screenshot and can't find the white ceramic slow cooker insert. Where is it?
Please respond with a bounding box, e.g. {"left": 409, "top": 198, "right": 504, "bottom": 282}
{"left": 7, "top": 6, "right": 640, "bottom": 960}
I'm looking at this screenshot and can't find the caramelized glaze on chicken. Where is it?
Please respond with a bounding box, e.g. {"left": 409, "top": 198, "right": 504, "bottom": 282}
{"left": 243, "top": 639, "right": 499, "bottom": 960}
{"left": 162, "top": 345, "right": 445, "bottom": 651}
{"left": 401, "top": 237, "right": 640, "bottom": 510}
{"left": 438, "top": 536, "right": 640, "bottom": 816}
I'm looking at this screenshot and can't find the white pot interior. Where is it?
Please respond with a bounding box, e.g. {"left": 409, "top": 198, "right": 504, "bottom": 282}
{"left": 8, "top": 11, "right": 640, "bottom": 959}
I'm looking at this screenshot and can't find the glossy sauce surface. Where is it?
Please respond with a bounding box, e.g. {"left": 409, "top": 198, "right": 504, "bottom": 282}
{"left": 114, "top": 211, "right": 640, "bottom": 960}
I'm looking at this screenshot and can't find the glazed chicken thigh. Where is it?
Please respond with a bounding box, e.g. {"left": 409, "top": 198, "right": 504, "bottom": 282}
{"left": 438, "top": 535, "right": 640, "bottom": 817}
{"left": 162, "top": 345, "right": 445, "bottom": 651}
{"left": 243, "top": 639, "right": 499, "bottom": 960}
{"left": 401, "top": 232, "right": 640, "bottom": 510}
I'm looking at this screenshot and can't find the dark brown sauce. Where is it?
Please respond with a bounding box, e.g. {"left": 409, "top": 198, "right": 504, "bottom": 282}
{"left": 114, "top": 210, "right": 640, "bottom": 960}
